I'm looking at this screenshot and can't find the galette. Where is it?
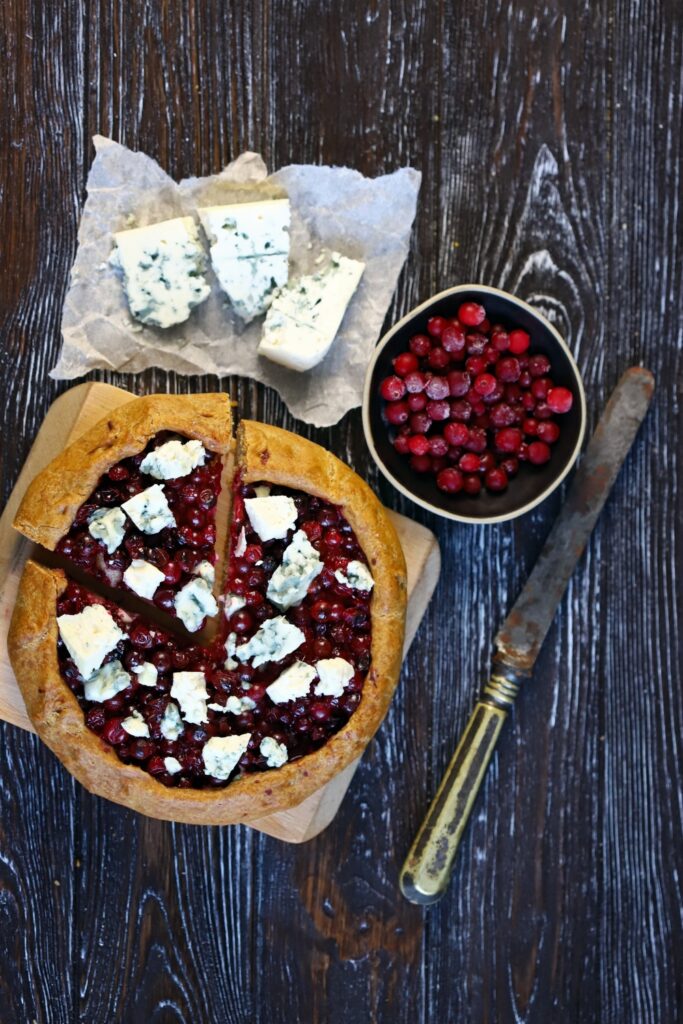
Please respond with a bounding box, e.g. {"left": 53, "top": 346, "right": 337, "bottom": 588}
{"left": 9, "top": 395, "right": 407, "bottom": 824}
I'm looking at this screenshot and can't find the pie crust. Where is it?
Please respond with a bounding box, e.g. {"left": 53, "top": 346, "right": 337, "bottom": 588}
{"left": 8, "top": 403, "right": 408, "bottom": 824}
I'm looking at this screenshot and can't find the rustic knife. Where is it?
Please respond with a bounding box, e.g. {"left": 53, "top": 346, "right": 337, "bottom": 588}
{"left": 400, "top": 366, "right": 655, "bottom": 905}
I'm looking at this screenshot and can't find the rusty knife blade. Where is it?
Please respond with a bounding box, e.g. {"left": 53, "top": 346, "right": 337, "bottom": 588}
{"left": 494, "top": 367, "right": 655, "bottom": 675}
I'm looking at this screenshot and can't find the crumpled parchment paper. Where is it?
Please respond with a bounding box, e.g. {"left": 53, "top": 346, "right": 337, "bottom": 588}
{"left": 51, "top": 136, "right": 421, "bottom": 427}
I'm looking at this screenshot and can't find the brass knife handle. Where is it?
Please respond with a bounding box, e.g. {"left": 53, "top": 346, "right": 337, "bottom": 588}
{"left": 400, "top": 665, "right": 525, "bottom": 905}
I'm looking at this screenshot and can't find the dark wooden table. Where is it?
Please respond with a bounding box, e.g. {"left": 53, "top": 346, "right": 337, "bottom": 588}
{"left": 2, "top": 2, "right": 682, "bottom": 1021}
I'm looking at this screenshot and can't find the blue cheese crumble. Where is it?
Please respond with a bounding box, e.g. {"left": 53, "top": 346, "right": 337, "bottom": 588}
{"left": 121, "top": 709, "right": 150, "bottom": 738}
{"left": 139, "top": 439, "right": 206, "bottom": 480}
{"left": 57, "top": 604, "right": 125, "bottom": 680}
{"left": 203, "top": 734, "right": 251, "bottom": 780}
{"left": 160, "top": 701, "right": 184, "bottom": 741}
{"left": 88, "top": 507, "right": 126, "bottom": 554}
{"left": 314, "top": 657, "right": 355, "bottom": 697}
{"left": 170, "top": 672, "right": 209, "bottom": 724}
{"left": 122, "top": 559, "right": 165, "bottom": 600}
{"left": 122, "top": 484, "right": 176, "bottom": 534}
{"left": 244, "top": 495, "right": 297, "bottom": 541}
{"left": 132, "top": 662, "right": 158, "bottom": 688}
{"left": 112, "top": 216, "right": 210, "bottom": 328}
{"left": 236, "top": 616, "right": 305, "bottom": 668}
{"left": 265, "top": 660, "right": 316, "bottom": 704}
{"left": 260, "top": 736, "right": 289, "bottom": 768}
{"left": 83, "top": 660, "right": 131, "bottom": 702}
{"left": 174, "top": 577, "right": 219, "bottom": 632}
{"left": 333, "top": 560, "right": 374, "bottom": 592}
{"left": 266, "top": 529, "right": 323, "bottom": 610}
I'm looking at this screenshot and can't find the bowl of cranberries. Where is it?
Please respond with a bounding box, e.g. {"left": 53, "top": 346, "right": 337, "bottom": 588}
{"left": 363, "top": 285, "right": 586, "bottom": 523}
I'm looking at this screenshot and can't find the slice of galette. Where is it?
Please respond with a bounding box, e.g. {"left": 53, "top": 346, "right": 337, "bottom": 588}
{"left": 14, "top": 394, "right": 232, "bottom": 633}
{"left": 8, "top": 412, "right": 407, "bottom": 824}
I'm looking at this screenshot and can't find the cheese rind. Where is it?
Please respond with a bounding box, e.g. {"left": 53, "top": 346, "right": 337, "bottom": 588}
{"left": 122, "top": 484, "right": 176, "bottom": 534}
{"left": 112, "top": 216, "right": 210, "bottom": 329}
{"left": 83, "top": 660, "right": 131, "bottom": 702}
{"left": 202, "top": 734, "right": 251, "bottom": 780}
{"left": 236, "top": 616, "right": 305, "bottom": 668}
{"left": 140, "top": 439, "right": 206, "bottom": 480}
{"left": 265, "top": 661, "right": 316, "bottom": 704}
{"left": 88, "top": 507, "right": 126, "bottom": 554}
{"left": 258, "top": 252, "right": 365, "bottom": 371}
{"left": 123, "top": 559, "right": 165, "bottom": 600}
{"left": 57, "top": 604, "right": 125, "bottom": 680}
{"left": 244, "top": 495, "right": 297, "bottom": 542}
{"left": 171, "top": 672, "right": 209, "bottom": 724}
{"left": 314, "top": 657, "right": 355, "bottom": 697}
{"left": 174, "top": 577, "right": 219, "bottom": 632}
{"left": 266, "top": 530, "right": 323, "bottom": 610}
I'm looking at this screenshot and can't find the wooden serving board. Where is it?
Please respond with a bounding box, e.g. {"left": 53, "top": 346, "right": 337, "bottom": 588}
{"left": 0, "top": 384, "right": 440, "bottom": 842}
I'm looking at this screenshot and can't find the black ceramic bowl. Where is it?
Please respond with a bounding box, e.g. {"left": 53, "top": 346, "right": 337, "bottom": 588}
{"left": 362, "top": 285, "right": 586, "bottom": 524}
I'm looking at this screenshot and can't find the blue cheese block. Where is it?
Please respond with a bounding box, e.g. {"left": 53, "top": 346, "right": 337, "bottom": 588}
{"left": 203, "top": 734, "right": 252, "bottom": 780}
{"left": 236, "top": 616, "right": 305, "bottom": 669}
{"left": 257, "top": 252, "right": 365, "bottom": 371}
{"left": 198, "top": 199, "right": 290, "bottom": 322}
{"left": 112, "top": 216, "right": 211, "bottom": 328}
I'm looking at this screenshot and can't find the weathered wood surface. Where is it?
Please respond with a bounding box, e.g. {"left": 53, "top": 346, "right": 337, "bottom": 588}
{"left": 1, "top": 1, "right": 681, "bottom": 1021}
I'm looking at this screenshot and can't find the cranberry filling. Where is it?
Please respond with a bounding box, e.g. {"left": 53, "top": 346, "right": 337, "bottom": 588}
{"left": 379, "top": 302, "right": 574, "bottom": 496}
{"left": 55, "top": 481, "right": 373, "bottom": 789}
{"left": 56, "top": 432, "right": 222, "bottom": 625}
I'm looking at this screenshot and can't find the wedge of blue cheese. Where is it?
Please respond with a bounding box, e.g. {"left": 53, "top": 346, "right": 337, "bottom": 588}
{"left": 140, "top": 439, "right": 206, "bottom": 480}
{"left": 111, "top": 217, "right": 211, "bottom": 328}
{"left": 197, "top": 199, "right": 290, "bottom": 322}
{"left": 258, "top": 252, "right": 365, "bottom": 371}
{"left": 56, "top": 604, "right": 125, "bottom": 681}
{"left": 236, "top": 616, "right": 305, "bottom": 669}
{"left": 266, "top": 530, "right": 323, "bottom": 610}
{"left": 203, "top": 734, "right": 252, "bottom": 780}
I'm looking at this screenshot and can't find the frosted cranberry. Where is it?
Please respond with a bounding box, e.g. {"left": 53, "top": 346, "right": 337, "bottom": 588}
{"left": 444, "top": 421, "right": 469, "bottom": 446}
{"left": 465, "top": 356, "right": 487, "bottom": 377}
{"left": 482, "top": 344, "right": 500, "bottom": 364}
{"left": 528, "top": 441, "right": 552, "bottom": 465}
{"left": 477, "top": 452, "right": 495, "bottom": 474}
{"left": 409, "top": 333, "right": 431, "bottom": 357}
{"left": 473, "top": 373, "right": 497, "bottom": 397}
{"left": 102, "top": 719, "right": 126, "bottom": 746}
{"left": 408, "top": 435, "right": 430, "bottom": 456}
{"left": 410, "top": 454, "right": 433, "bottom": 473}
{"left": 108, "top": 464, "right": 130, "bottom": 482}
{"left": 464, "top": 427, "right": 487, "bottom": 453}
{"left": 428, "top": 435, "right": 449, "bottom": 457}
{"left": 521, "top": 392, "right": 536, "bottom": 412}
{"left": 407, "top": 393, "right": 427, "bottom": 412}
{"left": 497, "top": 356, "right": 521, "bottom": 383}
{"left": 425, "top": 376, "right": 450, "bottom": 400}
{"left": 426, "top": 400, "right": 450, "bottom": 421}
{"left": 485, "top": 467, "right": 508, "bottom": 492}
{"left": 522, "top": 417, "right": 539, "bottom": 436}
{"left": 518, "top": 443, "right": 530, "bottom": 462}
{"left": 535, "top": 401, "right": 554, "bottom": 420}
{"left": 508, "top": 329, "right": 530, "bottom": 354}
{"left": 474, "top": 413, "right": 491, "bottom": 431}
{"left": 500, "top": 457, "right": 519, "bottom": 477}
{"left": 531, "top": 377, "right": 551, "bottom": 400}
{"left": 436, "top": 468, "right": 464, "bottom": 493}
{"left": 427, "top": 316, "right": 447, "bottom": 338}
{"left": 404, "top": 371, "right": 427, "bottom": 393}
{"left": 431, "top": 456, "right": 447, "bottom": 473}
{"left": 458, "top": 302, "right": 486, "bottom": 327}
{"left": 392, "top": 351, "right": 419, "bottom": 376}
{"left": 459, "top": 453, "right": 481, "bottom": 473}
{"left": 385, "top": 400, "right": 409, "bottom": 425}
{"left": 505, "top": 383, "right": 522, "bottom": 403}
{"left": 393, "top": 435, "right": 410, "bottom": 455}
{"left": 547, "top": 387, "right": 573, "bottom": 413}
{"left": 380, "top": 375, "right": 407, "bottom": 401}
{"left": 466, "top": 332, "right": 487, "bottom": 356}
{"left": 491, "top": 330, "right": 510, "bottom": 351}
{"left": 537, "top": 421, "right": 561, "bottom": 443}
{"left": 518, "top": 370, "right": 532, "bottom": 388}
{"left": 428, "top": 348, "right": 449, "bottom": 371}
{"left": 463, "top": 474, "right": 482, "bottom": 495}
{"left": 450, "top": 400, "right": 472, "bottom": 422}
{"left": 495, "top": 428, "right": 523, "bottom": 453}
{"left": 154, "top": 588, "right": 176, "bottom": 612}
{"left": 528, "top": 354, "right": 551, "bottom": 378}
{"left": 441, "top": 324, "right": 466, "bottom": 354}
{"left": 481, "top": 382, "right": 504, "bottom": 405}
{"left": 489, "top": 403, "right": 517, "bottom": 428}
{"left": 410, "top": 412, "right": 432, "bottom": 434}
{"left": 448, "top": 370, "right": 470, "bottom": 397}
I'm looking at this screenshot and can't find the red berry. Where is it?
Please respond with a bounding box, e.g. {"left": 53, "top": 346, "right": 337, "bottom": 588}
{"left": 495, "top": 428, "right": 522, "bottom": 453}
{"left": 522, "top": 417, "right": 539, "bottom": 436}
{"left": 535, "top": 401, "right": 554, "bottom": 420}
{"left": 428, "top": 347, "right": 449, "bottom": 371}
{"left": 427, "top": 316, "right": 448, "bottom": 338}
{"left": 409, "top": 333, "right": 431, "bottom": 357}
{"left": 444, "top": 422, "right": 470, "bottom": 446}
{"left": 428, "top": 435, "right": 449, "bottom": 457}
{"left": 392, "top": 351, "right": 419, "bottom": 376}
{"left": 537, "top": 420, "right": 561, "bottom": 443}
{"left": 481, "top": 381, "right": 504, "bottom": 405}
{"left": 463, "top": 474, "right": 482, "bottom": 495}
{"left": 491, "top": 330, "right": 510, "bottom": 352}
{"left": 508, "top": 329, "right": 530, "bottom": 354}
{"left": 466, "top": 332, "right": 487, "bottom": 356}
{"left": 458, "top": 302, "right": 486, "bottom": 327}
{"left": 496, "top": 356, "right": 521, "bottom": 383}
{"left": 410, "top": 412, "right": 432, "bottom": 434}
{"left": 404, "top": 371, "right": 428, "bottom": 393}
{"left": 450, "top": 400, "right": 473, "bottom": 422}
{"left": 528, "top": 354, "right": 551, "bottom": 378}
{"left": 393, "top": 435, "right": 410, "bottom": 455}
{"left": 410, "top": 454, "right": 433, "bottom": 473}
{"left": 408, "top": 434, "right": 430, "bottom": 456}
{"left": 459, "top": 453, "right": 481, "bottom": 473}
{"left": 447, "top": 370, "right": 471, "bottom": 397}
{"left": 385, "top": 401, "right": 409, "bottom": 425}
{"left": 464, "top": 427, "right": 487, "bottom": 453}
{"left": 441, "top": 324, "right": 466, "bottom": 354}
{"left": 489, "top": 403, "right": 517, "bottom": 428}
{"left": 479, "top": 452, "right": 496, "bottom": 474}
{"left": 425, "top": 376, "right": 450, "bottom": 400}
{"left": 485, "top": 467, "right": 508, "bottom": 492}
{"left": 379, "top": 375, "right": 406, "bottom": 401}
{"left": 531, "top": 377, "right": 551, "bottom": 400}
{"left": 473, "top": 373, "right": 497, "bottom": 397}
{"left": 426, "top": 400, "right": 450, "bottom": 421}
{"left": 407, "top": 392, "right": 427, "bottom": 412}
{"left": 500, "top": 457, "right": 519, "bottom": 477}
{"left": 436, "top": 468, "right": 464, "bottom": 493}
{"left": 546, "top": 386, "right": 573, "bottom": 414}
{"left": 528, "top": 441, "right": 552, "bottom": 465}
{"left": 465, "top": 356, "right": 487, "bottom": 376}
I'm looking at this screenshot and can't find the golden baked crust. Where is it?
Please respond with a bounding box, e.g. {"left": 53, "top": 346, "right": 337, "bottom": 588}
{"left": 14, "top": 393, "right": 233, "bottom": 550}
{"left": 9, "top": 415, "right": 407, "bottom": 825}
